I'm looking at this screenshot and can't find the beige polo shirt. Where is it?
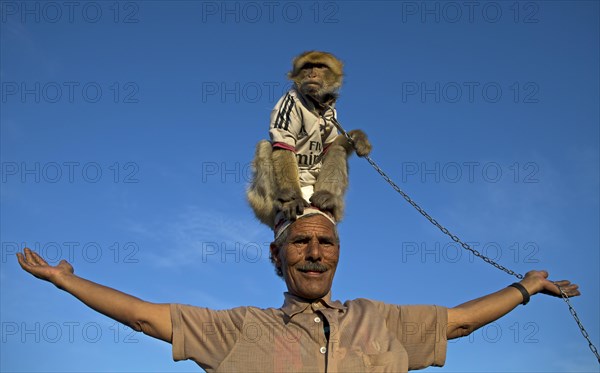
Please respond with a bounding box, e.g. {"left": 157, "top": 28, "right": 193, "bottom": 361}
{"left": 171, "top": 292, "right": 447, "bottom": 372}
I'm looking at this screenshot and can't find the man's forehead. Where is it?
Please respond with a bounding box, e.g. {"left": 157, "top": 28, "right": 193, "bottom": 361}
{"left": 288, "top": 214, "right": 336, "bottom": 236}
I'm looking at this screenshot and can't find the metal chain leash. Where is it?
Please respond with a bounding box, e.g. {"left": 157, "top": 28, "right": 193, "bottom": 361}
{"left": 363, "top": 153, "right": 524, "bottom": 278}
{"left": 556, "top": 284, "right": 600, "bottom": 362}
{"left": 328, "top": 112, "right": 600, "bottom": 364}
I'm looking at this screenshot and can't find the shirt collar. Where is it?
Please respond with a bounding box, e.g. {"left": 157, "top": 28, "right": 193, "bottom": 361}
{"left": 281, "top": 291, "right": 346, "bottom": 319}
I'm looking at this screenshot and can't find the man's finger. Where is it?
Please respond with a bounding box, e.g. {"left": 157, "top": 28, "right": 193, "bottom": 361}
{"left": 29, "top": 249, "right": 44, "bottom": 265}
{"left": 29, "top": 252, "right": 42, "bottom": 266}
{"left": 16, "top": 252, "right": 30, "bottom": 269}
{"left": 549, "top": 281, "right": 581, "bottom": 297}
{"left": 31, "top": 250, "right": 49, "bottom": 266}
{"left": 552, "top": 281, "right": 576, "bottom": 292}
{"left": 17, "top": 252, "right": 43, "bottom": 277}
{"left": 561, "top": 287, "right": 581, "bottom": 297}
{"left": 24, "top": 248, "right": 36, "bottom": 265}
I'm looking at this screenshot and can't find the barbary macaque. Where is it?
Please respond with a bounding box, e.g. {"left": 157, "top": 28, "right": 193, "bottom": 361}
{"left": 247, "top": 51, "right": 372, "bottom": 228}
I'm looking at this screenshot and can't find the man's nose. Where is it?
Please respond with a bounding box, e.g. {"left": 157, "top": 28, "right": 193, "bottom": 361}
{"left": 305, "top": 239, "right": 322, "bottom": 261}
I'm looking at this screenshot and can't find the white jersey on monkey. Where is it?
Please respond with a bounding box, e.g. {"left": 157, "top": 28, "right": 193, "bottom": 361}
{"left": 269, "top": 87, "right": 338, "bottom": 199}
{"left": 248, "top": 51, "right": 372, "bottom": 229}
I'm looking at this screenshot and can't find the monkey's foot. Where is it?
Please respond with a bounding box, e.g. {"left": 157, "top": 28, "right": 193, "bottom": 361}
{"left": 276, "top": 189, "right": 309, "bottom": 221}
{"left": 310, "top": 190, "right": 343, "bottom": 221}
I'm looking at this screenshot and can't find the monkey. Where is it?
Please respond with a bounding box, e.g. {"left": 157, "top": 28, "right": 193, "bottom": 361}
{"left": 247, "top": 51, "right": 371, "bottom": 229}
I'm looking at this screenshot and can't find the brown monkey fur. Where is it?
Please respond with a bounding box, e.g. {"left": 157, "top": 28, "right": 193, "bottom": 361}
{"left": 247, "top": 51, "right": 372, "bottom": 229}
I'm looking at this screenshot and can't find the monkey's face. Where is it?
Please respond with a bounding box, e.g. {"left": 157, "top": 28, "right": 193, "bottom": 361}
{"left": 296, "top": 63, "right": 340, "bottom": 103}
{"left": 272, "top": 214, "right": 339, "bottom": 300}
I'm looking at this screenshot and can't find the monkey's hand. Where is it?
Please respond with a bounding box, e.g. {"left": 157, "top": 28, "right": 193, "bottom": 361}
{"left": 310, "top": 190, "right": 343, "bottom": 221}
{"left": 276, "top": 188, "right": 309, "bottom": 221}
{"left": 348, "top": 130, "right": 372, "bottom": 157}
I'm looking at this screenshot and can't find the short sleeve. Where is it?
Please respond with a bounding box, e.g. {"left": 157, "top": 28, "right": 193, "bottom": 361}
{"left": 375, "top": 303, "right": 448, "bottom": 369}
{"left": 269, "top": 92, "right": 302, "bottom": 151}
{"left": 171, "top": 304, "right": 246, "bottom": 371}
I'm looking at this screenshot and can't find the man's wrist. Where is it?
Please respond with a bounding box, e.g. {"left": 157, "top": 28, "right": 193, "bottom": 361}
{"left": 519, "top": 275, "right": 545, "bottom": 297}
{"left": 52, "top": 271, "right": 76, "bottom": 291}
{"left": 509, "top": 283, "right": 531, "bottom": 305}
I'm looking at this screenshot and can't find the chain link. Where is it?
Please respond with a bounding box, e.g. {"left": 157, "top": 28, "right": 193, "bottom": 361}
{"left": 329, "top": 113, "right": 599, "bottom": 364}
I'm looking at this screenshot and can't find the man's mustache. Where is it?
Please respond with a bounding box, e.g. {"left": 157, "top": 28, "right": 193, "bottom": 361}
{"left": 297, "top": 262, "right": 328, "bottom": 273}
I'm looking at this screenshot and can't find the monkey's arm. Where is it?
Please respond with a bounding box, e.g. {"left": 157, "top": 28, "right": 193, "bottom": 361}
{"left": 272, "top": 148, "right": 309, "bottom": 220}
{"left": 17, "top": 248, "right": 172, "bottom": 343}
{"left": 311, "top": 129, "right": 371, "bottom": 221}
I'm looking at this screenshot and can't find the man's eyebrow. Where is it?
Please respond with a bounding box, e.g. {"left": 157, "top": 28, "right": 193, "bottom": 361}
{"left": 318, "top": 235, "right": 336, "bottom": 242}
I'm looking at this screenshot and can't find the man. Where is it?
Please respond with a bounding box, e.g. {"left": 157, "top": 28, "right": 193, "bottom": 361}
{"left": 17, "top": 210, "right": 580, "bottom": 372}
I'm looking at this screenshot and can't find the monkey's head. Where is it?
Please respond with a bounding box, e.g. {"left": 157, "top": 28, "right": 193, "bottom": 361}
{"left": 288, "top": 51, "right": 344, "bottom": 104}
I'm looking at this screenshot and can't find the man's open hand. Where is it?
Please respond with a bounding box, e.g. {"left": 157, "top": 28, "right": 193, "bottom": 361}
{"left": 521, "top": 270, "right": 580, "bottom": 298}
{"left": 17, "top": 248, "right": 74, "bottom": 288}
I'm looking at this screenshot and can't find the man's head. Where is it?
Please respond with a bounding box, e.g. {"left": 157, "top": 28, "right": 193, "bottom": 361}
{"left": 288, "top": 51, "right": 344, "bottom": 103}
{"left": 270, "top": 214, "right": 340, "bottom": 300}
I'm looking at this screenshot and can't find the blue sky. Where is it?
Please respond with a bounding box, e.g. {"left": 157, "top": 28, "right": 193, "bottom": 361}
{"left": 1, "top": 1, "right": 598, "bottom": 372}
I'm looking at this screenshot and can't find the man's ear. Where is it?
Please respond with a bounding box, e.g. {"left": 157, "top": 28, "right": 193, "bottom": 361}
{"left": 270, "top": 243, "right": 281, "bottom": 267}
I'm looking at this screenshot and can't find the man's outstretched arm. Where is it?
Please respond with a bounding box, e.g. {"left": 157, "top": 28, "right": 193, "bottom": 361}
{"left": 17, "top": 248, "right": 172, "bottom": 343}
{"left": 446, "top": 270, "right": 580, "bottom": 339}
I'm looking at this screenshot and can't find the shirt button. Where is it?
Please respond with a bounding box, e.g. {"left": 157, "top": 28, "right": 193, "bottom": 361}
{"left": 314, "top": 317, "right": 321, "bottom": 323}
{"left": 320, "top": 346, "right": 327, "bottom": 354}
